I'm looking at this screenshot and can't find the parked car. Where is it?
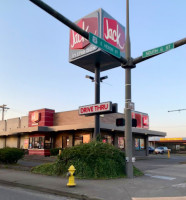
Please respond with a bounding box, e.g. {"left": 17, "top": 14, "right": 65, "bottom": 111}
{"left": 155, "top": 146, "right": 171, "bottom": 154}
{"left": 162, "top": 146, "right": 171, "bottom": 153}
{"left": 155, "top": 147, "right": 164, "bottom": 154}
{"left": 148, "top": 146, "right": 155, "bottom": 154}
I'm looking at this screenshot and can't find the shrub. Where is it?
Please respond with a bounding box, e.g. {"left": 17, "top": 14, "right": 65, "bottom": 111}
{"left": 55, "top": 142, "right": 126, "bottom": 178}
{"left": 50, "top": 148, "right": 62, "bottom": 156}
{"left": 0, "top": 148, "right": 24, "bottom": 164}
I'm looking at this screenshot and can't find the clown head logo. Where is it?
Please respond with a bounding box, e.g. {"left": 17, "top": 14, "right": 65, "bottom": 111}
{"left": 31, "top": 112, "right": 41, "bottom": 123}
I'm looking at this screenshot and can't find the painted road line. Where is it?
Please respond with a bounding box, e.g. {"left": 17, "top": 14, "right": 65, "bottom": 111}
{"left": 132, "top": 197, "right": 186, "bottom": 200}
{"left": 145, "top": 174, "right": 176, "bottom": 180}
{"left": 172, "top": 183, "right": 186, "bottom": 188}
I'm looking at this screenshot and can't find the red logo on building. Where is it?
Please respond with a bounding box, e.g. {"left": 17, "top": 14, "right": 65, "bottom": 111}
{"left": 28, "top": 109, "right": 55, "bottom": 127}
{"left": 103, "top": 18, "right": 125, "bottom": 51}
{"left": 70, "top": 17, "right": 98, "bottom": 49}
{"left": 142, "top": 115, "right": 149, "bottom": 128}
{"left": 31, "top": 112, "right": 41, "bottom": 123}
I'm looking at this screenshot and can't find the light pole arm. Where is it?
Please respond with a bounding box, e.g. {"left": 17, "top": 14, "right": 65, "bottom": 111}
{"left": 133, "top": 37, "right": 186, "bottom": 65}
{"left": 29, "top": 0, "right": 89, "bottom": 39}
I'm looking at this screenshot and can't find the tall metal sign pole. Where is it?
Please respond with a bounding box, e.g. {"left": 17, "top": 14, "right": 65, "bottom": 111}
{"left": 94, "top": 64, "right": 100, "bottom": 140}
{"left": 125, "top": 0, "right": 134, "bottom": 178}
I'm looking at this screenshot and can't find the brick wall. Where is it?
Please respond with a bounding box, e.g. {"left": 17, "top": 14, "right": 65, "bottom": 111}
{"left": 53, "top": 110, "right": 94, "bottom": 126}
{"left": 21, "top": 116, "right": 28, "bottom": 128}
{"left": 100, "top": 113, "right": 124, "bottom": 124}
{"left": 0, "top": 120, "right": 6, "bottom": 133}
{"left": 6, "top": 118, "right": 20, "bottom": 131}
{"left": 6, "top": 136, "right": 18, "bottom": 148}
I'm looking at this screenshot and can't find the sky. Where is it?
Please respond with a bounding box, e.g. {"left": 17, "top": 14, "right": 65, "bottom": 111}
{"left": 0, "top": 0, "right": 185, "bottom": 138}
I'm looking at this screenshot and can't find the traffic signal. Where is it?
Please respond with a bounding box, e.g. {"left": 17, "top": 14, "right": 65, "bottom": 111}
{"left": 116, "top": 118, "right": 125, "bottom": 126}
{"left": 116, "top": 118, "right": 137, "bottom": 127}
{"left": 132, "top": 119, "right": 137, "bottom": 127}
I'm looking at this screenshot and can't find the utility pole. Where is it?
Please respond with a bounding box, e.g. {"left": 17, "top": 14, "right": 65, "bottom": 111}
{"left": 0, "top": 104, "right": 9, "bottom": 121}
{"left": 124, "top": 0, "right": 135, "bottom": 179}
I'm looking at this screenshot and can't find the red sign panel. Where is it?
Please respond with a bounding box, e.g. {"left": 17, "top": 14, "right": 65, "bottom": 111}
{"left": 28, "top": 108, "right": 55, "bottom": 127}
{"left": 132, "top": 111, "right": 149, "bottom": 129}
{"left": 142, "top": 115, "right": 149, "bottom": 129}
{"left": 70, "top": 17, "right": 98, "bottom": 50}
{"left": 103, "top": 18, "right": 125, "bottom": 52}
{"left": 79, "top": 102, "right": 112, "bottom": 115}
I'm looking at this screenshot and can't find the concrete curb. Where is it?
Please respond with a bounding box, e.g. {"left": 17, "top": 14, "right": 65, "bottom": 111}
{"left": 0, "top": 180, "right": 103, "bottom": 200}
{"left": 132, "top": 198, "right": 186, "bottom": 200}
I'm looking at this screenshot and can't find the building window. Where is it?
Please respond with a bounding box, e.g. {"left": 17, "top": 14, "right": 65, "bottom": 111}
{"left": 118, "top": 137, "right": 125, "bottom": 149}
{"left": 74, "top": 134, "right": 91, "bottom": 146}
{"left": 29, "top": 136, "right": 51, "bottom": 149}
{"left": 135, "top": 138, "right": 145, "bottom": 151}
{"left": 102, "top": 135, "right": 113, "bottom": 144}
{"left": 29, "top": 137, "right": 44, "bottom": 149}
{"left": 44, "top": 136, "right": 52, "bottom": 149}
{"left": 74, "top": 136, "right": 83, "bottom": 146}
{"left": 62, "top": 136, "right": 70, "bottom": 149}
{"left": 135, "top": 138, "right": 140, "bottom": 150}
{"left": 83, "top": 135, "right": 90, "bottom": 143}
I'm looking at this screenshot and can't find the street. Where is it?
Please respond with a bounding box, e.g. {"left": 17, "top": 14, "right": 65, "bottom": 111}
{"left": 0, "top": 184, "right": 75, "bottom": 200}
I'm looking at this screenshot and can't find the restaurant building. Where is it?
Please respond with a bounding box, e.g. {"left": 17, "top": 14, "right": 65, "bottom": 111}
{"left": 0, "top": 108, "right": 166, "bottom": 157}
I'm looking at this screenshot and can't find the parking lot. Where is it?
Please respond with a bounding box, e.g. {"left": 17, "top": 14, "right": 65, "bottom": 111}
{"left": 135, "top": 153, "right": 186, "bottom": 171}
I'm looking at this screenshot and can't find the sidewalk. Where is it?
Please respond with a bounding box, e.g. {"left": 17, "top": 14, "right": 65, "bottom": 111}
{"left": 1, "top": 154, "right": 186, "bottom": 200}
{"left": 1, "top": 167, "right": 186, "bottom": 200}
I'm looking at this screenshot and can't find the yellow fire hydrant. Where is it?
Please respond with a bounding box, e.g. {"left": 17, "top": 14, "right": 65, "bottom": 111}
{"left": 67, "top": 165, "right": 76, "bottom": 187}
{"left": 168, "top": 149, "right": 170, "bottom": 158}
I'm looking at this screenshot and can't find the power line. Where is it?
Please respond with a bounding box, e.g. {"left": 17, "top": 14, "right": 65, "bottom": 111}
{"left": 168, "top": 109, "right": 186, "bottom": 113}
{"left": 0, "top": 104, "right": 9, "bottom": 120}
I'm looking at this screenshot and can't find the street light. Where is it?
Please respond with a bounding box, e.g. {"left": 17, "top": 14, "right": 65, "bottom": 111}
{"left": 85, "top": 75, "right": 108, "bottom": 82}
{"left": 100, "top": 76, "right": 108, "bottom": 82}
{"left": 85, "top": 75, "right": 94, "bottom": 82}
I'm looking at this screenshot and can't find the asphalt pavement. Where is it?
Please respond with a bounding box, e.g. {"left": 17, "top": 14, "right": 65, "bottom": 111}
{"left": 0, "top": 184, "right": 75, "bottom": 200}
{"left": 1, "top": 154, "right": 186, "bottom": 200}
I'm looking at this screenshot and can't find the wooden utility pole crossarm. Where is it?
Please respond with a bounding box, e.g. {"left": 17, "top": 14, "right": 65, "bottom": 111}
{"left": 0, "top": 104, "right": 9, "bottom": 121}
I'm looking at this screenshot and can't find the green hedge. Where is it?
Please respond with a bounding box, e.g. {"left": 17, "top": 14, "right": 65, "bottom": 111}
{"left": 0, "top": 148, "right": 24, "bottom": 164}
{"left": 50, "top": 148, "right": 62, "bottom": 156}
{"left": 55, "top": 142, "right": 126, "bottom": 178}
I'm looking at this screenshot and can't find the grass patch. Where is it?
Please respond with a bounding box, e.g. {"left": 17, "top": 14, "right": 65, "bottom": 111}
{"left": 134, "top": 166, "right": 144, "bottom": 176}
{"left": 32, "top": 163, "right": 143, "bottom": 178}
{"left": 31, "top": 163, "right": 57, "bottom": 176}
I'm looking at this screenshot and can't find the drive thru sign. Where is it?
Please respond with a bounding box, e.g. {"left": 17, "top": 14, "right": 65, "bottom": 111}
{"left": 79, "top": 102, "right": 112, "bottom": 115}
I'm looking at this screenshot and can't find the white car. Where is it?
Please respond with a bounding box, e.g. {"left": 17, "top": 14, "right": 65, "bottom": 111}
{"left": 155, "top": 147, "right": 164, "bottom": 154}
{"left": 155, "top": 146, "right": 171, "bottom": 154}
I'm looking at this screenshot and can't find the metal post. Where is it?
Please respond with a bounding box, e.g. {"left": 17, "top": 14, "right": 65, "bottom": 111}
{"left": 94, "top": 64, "right": 100, "bottom": 140}
{"left": 125, "top": 0, "right": 133, "bottom": 178}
